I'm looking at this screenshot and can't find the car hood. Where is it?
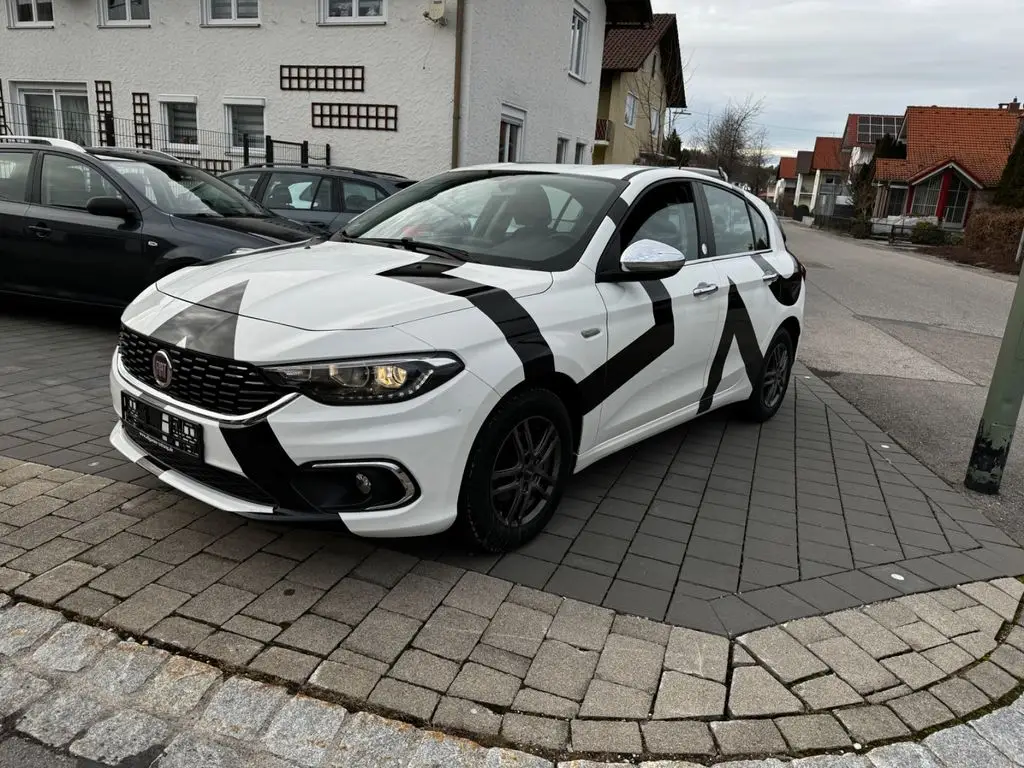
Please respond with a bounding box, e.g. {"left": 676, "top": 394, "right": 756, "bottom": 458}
{"left": 169, "top": 213, "right": 320, "bottom": 243}
{"left": 155, "top": 240, "right": 553, "bottom": 331}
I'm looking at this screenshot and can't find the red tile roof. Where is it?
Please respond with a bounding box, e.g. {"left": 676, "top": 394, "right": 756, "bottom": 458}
{"left": 777, "top": 157, "right": 797, "bottom": 179}
{"left": 603, "top": 13, "right": 675, "bottom": 70}
{"left": 812, "top": 137, "right": 845, "bottom": 171}
{"left": 875, "top": 106, "right": 1021, "bottom": 188}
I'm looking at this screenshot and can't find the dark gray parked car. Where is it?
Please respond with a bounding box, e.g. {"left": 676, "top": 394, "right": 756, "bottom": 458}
{"left": 220, "top": 163, "right": 416, "bottom": 234}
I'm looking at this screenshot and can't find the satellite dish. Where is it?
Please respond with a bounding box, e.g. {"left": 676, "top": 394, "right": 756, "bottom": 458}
{"left": 426, "top": 0, "right": 445, "bottom": 21}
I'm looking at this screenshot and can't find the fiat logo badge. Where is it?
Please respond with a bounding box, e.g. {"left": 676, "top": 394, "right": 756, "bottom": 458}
{"left": 152, "top": 350, "right": 173, "bottom": 389}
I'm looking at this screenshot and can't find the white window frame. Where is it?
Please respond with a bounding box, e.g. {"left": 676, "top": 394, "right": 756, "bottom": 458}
{"left": 624, "top": 92, "right": 638, "bottom": 129}
{"left": 98, "top": 0, "right": 150, "bottom": 26}
{"left": 157, "top": 94, "right": 200, "bottom": 155}
{"left": 6, "top": 0, "right": 54, "bottom": 28}
{"left": 568, "top": 3, "right": 589, "bottom": 81}
{"left": 499, "top": 104, "right": 526, "bottom": 163}
{"left": 574, "top": 141, "right": 588, "bottom": 164}
{"left": 224, "top": 97, "right": 266, "bottom": 156}
{"left": 318, "top": 0, "right": 387, "bottom": 25}
{"left": 201, "top": 0, "right": 260, "bottom": 26}
{"left": 650, "top": 107, "right": 661, "bottom": 138}
{"left": 556, "top": 136, "right": 570, "bottom": 164}
{"left": 11, "top": 82, "right": 91, "bottom": 144}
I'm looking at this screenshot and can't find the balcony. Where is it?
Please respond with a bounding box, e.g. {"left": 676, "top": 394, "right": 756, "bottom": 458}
{"left": 595, "top": 118, "right": 613, "bottom": 145}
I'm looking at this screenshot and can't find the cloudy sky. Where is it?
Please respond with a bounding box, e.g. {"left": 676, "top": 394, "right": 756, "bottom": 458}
{"left": 653, "top": 0, "right": 1024, "bottom": 161}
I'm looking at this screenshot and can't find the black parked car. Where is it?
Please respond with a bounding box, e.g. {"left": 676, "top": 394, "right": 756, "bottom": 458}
{"left": 0, "top": 137, "right": 321, "bottom": 308}
{"left": 220, "top": 163, "right": 416, "bottom": 234}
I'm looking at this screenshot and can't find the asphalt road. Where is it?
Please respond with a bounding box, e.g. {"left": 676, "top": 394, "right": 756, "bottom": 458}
{"left": 788, "top": 224, "right": 1024, "bottom": 542}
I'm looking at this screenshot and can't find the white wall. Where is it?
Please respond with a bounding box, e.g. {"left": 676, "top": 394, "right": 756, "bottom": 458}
{"left": 0, "top": 0, "right": 457, "bottom": 179}
{"left": 459, "top": 0, "right": 606, "bottom": 167}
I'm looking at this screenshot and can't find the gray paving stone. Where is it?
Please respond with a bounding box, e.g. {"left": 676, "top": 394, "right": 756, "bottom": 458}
{"left": 137, "top": 655, "right": 221, "bottom": 719}
{"left": 964, "top": 660, "right": 1017, "bottom": 700}
{"left": 960, "top": 581, "right": 1019, "bottom": 620}
{"left": 547, "top": 599, "right": 614, "bottom": 651}
{"left": 344, "top": 608, "right": 422, "bottom": 664}
{"left": 524, "top": 640, "right": 598, "bottom": 701}
{"left": 449, "top": 662, "right": 522, "bottom": 707}
{"left": 444, "top": 572, "right": 513, "bottom": 618}
{"left": 79, "top": 532, "right": 150, "bottom": 568}
{"left": 866, "top": 684, "right": 913, "bottom": 704}
{"left": 16, "top": 560, "right": 104, "bottom": 603}
{"left": 972, "top": 707, "right": 1024, "bottom": 762}
{"left": 327, "top": 710, "right": 425, "bottom": 767}
{"left": 77, "top": 640, "right": 168, "bottom": 700}
{"left": 711, "top": 719, "right": 787, "bottom": 756}
{"left": 391, "top": 649, "right": 460, "bottom": 693}
{"left": 16, "top": 689, "right": 105, "bottom": 747}
{"left": 990, "top": 644, "right": 1024, "bottom": 678}
{"left": 482, "top": 602, "right": 552, "bottom": 657}
{"left": 30, "top": 621, "right": 114, "bottom": 672}
{"left": 310, "top": 659, "right": 382, "bottom": 700}
{"left": 954, "top": 629, "right": 998, "bottom": 658}
{"left": 251, "top": 646, "right": 320, "bottom": 684}
{"left": 790, "top": 757, "right": 870, "bottom": 768}
{"left": 69, "top": 709, "right": 169, "bottom": 765}
{"left": 880, "top": 652, "right": 945, "bottom": 690}
{"left": 579, "top": 678, "right": 652, "bottom": 718}
{"left": 507, "top": 584, "right": 562, "bottom": 615}
{"left": 149, "top": 616, "right": 215, "bottom": 650}
{"left": 0, "top": 565, "right": 30, "bottom": 590}
{"left": 897, "top": 593, "right": 977, "bottom": 636}
{"left": 512, "top": 688, "right": 579, "bottom": 718}
{"left": 102, "top": 583, "right": 190, "bottom": 634}
{"left": 864, "top": 599, "right": 922, "bottom": 629}
{"left": 993, "top": 576, "right": 1024, "bottom": 601}
{"left": 405, "top": 733, "right": 487, "bottom": 768}
{"left": 485, "top": 747, "right": 553, "bottom": 768}
{"left": 866, "top": 743, "right": 943, "bottom": 768}
{"left": 887, "top": 690, "right": 955, "bottom": 731}
{"left": 932, "top": 587, "right": 978, "bottom": 611}
{"left": 640, "top": 721, "right": 715, "bottom": 757}
{"left": 222, "top": 615, "right": 281, "bottom": 643}
{"left": 148, "top": 732, "right": 245, "bottom": 768}
{"left": 835, "top": 705, "right": 911, "bottom": 745}
{"left": 368, "top": 678, "right": 439, "bottom": 722}
{"left": 274, "top": 614, "right": 349, "bottom": 657}
{"left": 222, "top": 552, "right": 298, "bottom": 594}
{"left": 808, "top": 636, "right": 899, "bottom": 694}
{"left": 433, "top": 697, "right": 502, "bottom": 737}
{"left": 929, "top": 676, "right": 989, "bottom": 717}
{"left": 792, "top": 674, "right": 863, "bottom": 709}
{"left": 412, "top": 606, "right": 488, "bottom": 663}
{"left": 728, "top": 665, "right": 803, "bottom": 717}
{"left": 595, "top": 632, "right": 664, "bottom": 693}
{"left": 924, "top": 724, "right": 1013, "bottom": 768}
{"left": 242, "top": 579, "right": 325, "bottom": 624}
{"left": 825, "top": 610, "right": 909, "bottom": 658}
{"left": 262, "top": 694, "right": 347, "bottom": 767}
{"left": 610, "top": 613, "right": 671, "bottom": 646}
{"left": 957, "top": 604, "right": 1005, "bottom": 635}
{"left": 664, "top": 626, "right": 729, "bottom": 682}
{"left": 470, "top": 643, "right": 532, "bottom": 678}
{"left": 775, "top": 714, "right": 852, "bottom": 751}
{"left": 784, "top": 616, "right": 841, "bottom": 645}
{"left": 893, "top": 621, "right": 949, "bottom": 652}
{"left": 157, "top": 553, "right": 235, "bottom": 593}
{"left": 653, "top": 671, "right": 726, "bottom": 719}
{"left": 501, "top": 713, "right": 568, "bottom": 752}
{"left": 571, "top": 719, "right": 642, "bottom": 755}
{"left": 377, "top": 573, "right": 452, "bottom": 621}
{"left": 741, "top": 626, "right": 828, "bottom": 683}
{"left": 0, "top": 666, "right": 51, "bottom": 717}
{"left": 0, "top": 602, "right": 63, "bottom": 654}
{"left": 89, "top": 556, "right": 173, "bottom": 598}
{"left": 198, "top": 676, "right": 288, "bottom": 741}
{"left": 194, "top": 631, "right": 264, "bottom": 666}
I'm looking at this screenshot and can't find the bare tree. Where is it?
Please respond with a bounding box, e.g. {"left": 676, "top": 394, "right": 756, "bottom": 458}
{"left": 695, "top": 95, "right": 766, "bottom": 178}
{"left": 627, "top": 49, "right": 693, "bottom": 163}
{"left": 739, "top": 126, "right": 773, "bottom": 194}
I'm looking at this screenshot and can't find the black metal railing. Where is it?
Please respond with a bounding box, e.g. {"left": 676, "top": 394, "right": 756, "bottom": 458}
{"left": 0, "top": 101, "right": 331, "bottom": 174}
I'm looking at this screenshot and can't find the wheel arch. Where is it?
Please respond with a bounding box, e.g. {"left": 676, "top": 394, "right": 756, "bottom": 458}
{"left": 778, "top": 315, "right": 801, "bottom": 351}
{"left": 492, "top": 371, "right": 584, "bottom": 457}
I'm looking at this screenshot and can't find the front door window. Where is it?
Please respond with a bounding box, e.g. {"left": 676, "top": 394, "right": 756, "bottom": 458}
{"left": 943, "top": 175, "right": 970, "bottom": 226}
{"left": 20, "top": 90, "right": 92, "bottom": 146}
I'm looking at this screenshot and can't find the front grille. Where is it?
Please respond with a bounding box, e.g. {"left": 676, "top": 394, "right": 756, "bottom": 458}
{"left": 125, "top": 424, "right": 276, "bottom": 506}
{"left": 118, "top": 326, "right": 286, "bottom": 416}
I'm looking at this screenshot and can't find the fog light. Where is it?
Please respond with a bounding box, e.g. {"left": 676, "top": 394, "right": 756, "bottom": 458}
{"left": 355, "top": 473, "right": 372, "bottom": 495}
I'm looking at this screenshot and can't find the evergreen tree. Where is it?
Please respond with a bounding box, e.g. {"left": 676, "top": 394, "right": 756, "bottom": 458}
{"left": 995, "top": 130, "right": 1024, "bottom": 209}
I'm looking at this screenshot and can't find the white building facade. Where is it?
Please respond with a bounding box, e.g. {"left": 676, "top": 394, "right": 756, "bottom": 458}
{"left": 0, "top": 0, "right": 641, "bottom": 179}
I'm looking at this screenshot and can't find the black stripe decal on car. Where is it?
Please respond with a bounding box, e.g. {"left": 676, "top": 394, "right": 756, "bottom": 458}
{"left": 379, "top": 258, "right": 555, "bottom": 379}
{"left": 751, "top": 252, "right": 803, "bottom": 307}
{"left": 149, "top": 281, "right": 249, "bottom": 359}
{"left": 698, "top": 279, "right": 763, "bottom": 415}
{"left": 220, "top": 420, "right": 311, "bottom": 511}
{"left": 578, "top": 280, "right": 673, "bottom": 415}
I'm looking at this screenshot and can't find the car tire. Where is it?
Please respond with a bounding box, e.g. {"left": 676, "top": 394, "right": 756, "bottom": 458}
{"left": 743, "top": 327, "right": 794, "bottom": 422}
{"left": 458, "top": 388, "right": 574, "bottom": 553}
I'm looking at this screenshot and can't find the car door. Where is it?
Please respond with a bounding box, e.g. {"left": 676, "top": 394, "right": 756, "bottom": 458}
{"left": 260, "top": 171, "right": 339, "bottom": 231}
{"left": 332, "top": 178, "right": 389, "bottom": 231}
{"left": 593, "top": 179, "right": 725, "bottom": 445}
{"left": 697, "top": 181, "right": 781, "bottom": 405}
{"left": 21, "top": 151, "right": 146, "bottom": 305}
{"left": 0, "top": 148, "right": 36, "bottom": 294}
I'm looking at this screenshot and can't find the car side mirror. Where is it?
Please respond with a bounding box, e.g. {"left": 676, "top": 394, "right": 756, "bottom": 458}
{"left": 620, "top": 238, "right": 686, "bottom": 273}
{"left": 87, "top": 196, "right": 133, "bottom": 221}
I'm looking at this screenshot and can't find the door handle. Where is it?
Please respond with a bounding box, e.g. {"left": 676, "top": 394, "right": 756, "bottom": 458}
{"left": 27, "top": 223, "right": 51, "bottom": 238}
{"left": 692, "top": 282, "right": 719, "bottom": 296}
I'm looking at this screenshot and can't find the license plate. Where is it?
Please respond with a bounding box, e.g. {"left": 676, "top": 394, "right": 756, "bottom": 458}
{"left": 121, "top": 393, "right": 203, "bottom": 460}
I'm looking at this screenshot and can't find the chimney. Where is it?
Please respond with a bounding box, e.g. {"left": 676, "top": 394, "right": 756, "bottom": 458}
{"left": 999, "top": 97, "right": 1020, "bottom": 112}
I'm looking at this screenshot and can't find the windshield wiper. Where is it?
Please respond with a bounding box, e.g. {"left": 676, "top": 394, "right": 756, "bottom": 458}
{"left": 344, "top": 236, "right": 470, "bottom": 262}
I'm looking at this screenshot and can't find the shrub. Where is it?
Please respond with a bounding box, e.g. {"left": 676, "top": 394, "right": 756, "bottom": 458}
{"left": 995, "top": 131, "right": 1024, "bottom": 209}
{"left": 909, "top": 221, "right": 947, "bottom": 246}
{"left": 793, "top": 204, "right": 810, "bottom": 221}
{"left": 850, "top": 219, "right": 873, "bottom": 239}
{"left": 964, "top": 206, "right": 1024, "bottom": 267}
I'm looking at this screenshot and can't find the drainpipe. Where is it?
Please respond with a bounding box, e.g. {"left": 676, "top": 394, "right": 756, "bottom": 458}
{"left": 450, "top": 0, "right": 466, "bottom": 168}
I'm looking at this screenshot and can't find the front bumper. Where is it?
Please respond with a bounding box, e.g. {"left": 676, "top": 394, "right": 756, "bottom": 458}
{"left": 109, "top": 348, "right": 499, "bottom": 537}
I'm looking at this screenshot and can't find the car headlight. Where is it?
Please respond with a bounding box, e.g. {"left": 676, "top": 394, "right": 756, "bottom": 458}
{"left": 262, "top": 353, "right": 464, "bottom": 405}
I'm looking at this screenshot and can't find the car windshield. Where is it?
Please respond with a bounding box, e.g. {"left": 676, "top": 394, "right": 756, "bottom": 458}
{"left": 105, "top": 159, "right": 270, "bottom": 217}
{"left": 337, "top": 170, "right": 623, "bottom": 271}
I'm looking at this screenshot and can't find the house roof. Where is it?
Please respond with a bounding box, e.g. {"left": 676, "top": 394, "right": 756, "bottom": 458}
{"left": 841, "top": 113, "right": 905, "bottom": 149}
{"left": 602, "top": 14, "right": 686, "bottom": 108}
{"left": 796, "top": 151, "right": 813, "bottom": 175}
{"left": 812, "top": 137, "right": 845, "bottom": 171}
{"left": 777, "top": 157, "right": 797, "bottom": 180}
{"left": 874, "top": 106, "right": 1021, "bottom": 187}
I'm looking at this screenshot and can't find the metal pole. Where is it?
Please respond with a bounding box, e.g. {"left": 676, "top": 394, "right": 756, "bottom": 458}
{"left": 965, "top": 260, "right": 1024, "bottom": 493}
{"left": 1015, "top": 224, "right": 1024, "bottom": 265}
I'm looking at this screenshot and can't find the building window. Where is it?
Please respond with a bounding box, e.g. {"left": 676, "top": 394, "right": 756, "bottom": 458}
{"left": 498, "top": 106, "right": 525, "bottom": 163}
{"left": 16, "top": 87, "right": 91, "bottom": 145}
{"left": 574, "top": 142, "right": 588, "bottom": 164}
{"left": 556, "top": 137, "right": 570, "bottom": 163}
{"left": 8, "top": 0, "right": 54, "bottom": 26}
{"left": 856, "top": 115, "right": 902, "bottom": 145}
{"left": 910, "top": 175, "right": 943, "bottom": 217}
{"left": 650, "top": 107, "right": 661, "bottom": 138}
{"left": 102, "top": 0, "right": 150, "bottom": 24}
{"left": 943, "top": 175, "right": 970, "bottom": 225}
{"left": 320, "top": 0, "right": 385, "bottom": 23}
{"left": 885, "top": 187, "right": 907, "bottom": 216}
{"left": 226, "top": 102, "right": 265, "bottom": 153}
{"left": 204, "top": 0, "right": 258, "bottom": 24}
{"left": 568, "top": 5, "right": 588, "bottom": 79}
{"left": 624, "top": 93, "right": 637, "bottom": 129}
{"left": 161, "top": 100, "right": 198, "bottom": 149}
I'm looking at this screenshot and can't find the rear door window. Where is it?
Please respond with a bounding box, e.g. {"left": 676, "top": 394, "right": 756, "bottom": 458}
{"left": 0, "top": 150, "right": 34, "bottom": 203}
{"left": 342, "top": 180, "right": 387, "bottom": 214}
{"left": 223, "top": 171, "right": 263, "bottom": 197}
{"left": 264, "top": 172, "right": 339, "bottom": 212}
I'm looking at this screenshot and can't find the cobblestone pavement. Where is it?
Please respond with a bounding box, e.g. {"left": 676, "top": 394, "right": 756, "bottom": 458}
{"left": 3, "top": 308, "right": 1024, "bottom": 634}
{"left": 4, "top": 593, "right": 1024, "bottom": 767}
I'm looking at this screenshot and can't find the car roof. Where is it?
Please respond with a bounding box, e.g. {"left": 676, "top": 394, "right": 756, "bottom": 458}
{"left": 451, "top": 162, "right": 731, "bottom": 183}
{"left": 226, "top": 163, "right": 412, "bottom": 183}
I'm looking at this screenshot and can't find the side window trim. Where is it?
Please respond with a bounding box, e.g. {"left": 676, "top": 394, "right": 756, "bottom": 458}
{"left": 745, "top": 201, "right": 771, "bottom": 252}
{"left": 37, "top": 152, "right": 139, "bottom": 214}
{"left": 699, "top": 181, "right": 760, "bottom": 258}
